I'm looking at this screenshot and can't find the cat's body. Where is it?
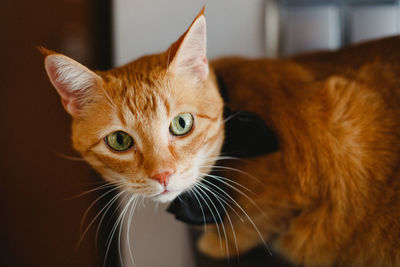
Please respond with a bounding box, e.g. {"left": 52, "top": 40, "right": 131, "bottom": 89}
{"left": 199, "top": 37, "right": 400, "bottom": 266}
{"left": 43, "top": 9, "right": 400, "bottom": 267}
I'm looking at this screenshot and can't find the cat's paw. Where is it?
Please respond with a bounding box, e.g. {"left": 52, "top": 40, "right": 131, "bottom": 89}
{"left": 197, "top": 230, "right": 233, "bottom": 259}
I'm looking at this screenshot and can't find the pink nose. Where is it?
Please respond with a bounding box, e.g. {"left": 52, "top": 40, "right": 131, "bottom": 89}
{"left": 150, "top": 171, "right": 173, "bottom": 186}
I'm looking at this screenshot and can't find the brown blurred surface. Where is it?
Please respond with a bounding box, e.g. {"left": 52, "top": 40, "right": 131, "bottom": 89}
{"left": 191, "top": 230, "right": 295, "bottom": 267}
{"left": 0, "top": 0, "right": 113, "bottom": 266}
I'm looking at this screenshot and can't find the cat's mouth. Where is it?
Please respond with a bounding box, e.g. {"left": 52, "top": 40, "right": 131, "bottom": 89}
{"left": 151, "top": 188, "right": 181, "bottom": 203}
{"left": 161, "top": 189, "right": 169, "bottom": 194}
{"left": 155, "top": 188, "right": 175, "bottom": 197}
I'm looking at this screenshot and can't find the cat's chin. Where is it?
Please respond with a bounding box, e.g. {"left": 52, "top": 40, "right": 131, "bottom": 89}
{"left": 150, "top": 190, "right": 181, "bottom": 203}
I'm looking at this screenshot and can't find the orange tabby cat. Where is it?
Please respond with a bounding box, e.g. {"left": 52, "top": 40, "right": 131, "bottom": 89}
{"left": 43, "top": 9, "right": 400, "bottom": 267}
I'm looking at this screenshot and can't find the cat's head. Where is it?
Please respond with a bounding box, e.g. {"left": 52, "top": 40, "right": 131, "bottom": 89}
{"left": 42, "top": 9, "right": 224, "bottom": 202}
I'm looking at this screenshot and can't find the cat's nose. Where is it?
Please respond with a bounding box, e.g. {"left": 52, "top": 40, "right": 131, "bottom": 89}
{"left": 150, "top": 171, "right": 174, "bottom": 186}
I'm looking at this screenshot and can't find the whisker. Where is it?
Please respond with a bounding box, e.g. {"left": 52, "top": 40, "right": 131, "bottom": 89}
{"left": 192, "top": 186, "right": 224, "bottom": 254}
{"left": 80, "top": 183, "right": 125, "bottom": 233}
{"left": 139, "top": 198, "right": 146, "bottom": 209}
{"left": 200, "top": 177, "right": 272, "bottom": 255}
{"left": 76, "top": 187, "right": 127, "bottom": 252}
{"left": 197, "top": 182, "right": 240, "bottom": 258}
{"left": 187, "top": 188, "right": 208, "bottom": 233}
{"left": 201, "top": 165, "right": 262, "bottom": 183}
{"left": 199, "top": 156, "right": 240, "bottom": 164}
{"left": 199, "top": 172, "right": 256, "bottom": 195}
{"left": 126, "top": 196, "right": 140, "bottom": 267}
{"left": 53, "top": 151, "right": 86, "bottom": 161}
{"left": 199, "top": 179, "right": 245, "bottom": 221}
{"left": 67, "top": 181, "right": 123, "bottom": 200}
{"left": 95, "top": 188, "right": 130, "bottom": 251}
{"left": 223, "top": 111, "right": 241, "bottom": 123}
{"left": 154, "top": 201, "right": 160, "bottom": 212}
{"left": 104, "top": 193, "right": 133, "bottom": 267}
{"left": 118, "top": 195, "right": 136, "bottom": 266}
{"left": 194, "top": 184, "right": 228, "bottom": 258}
{"left": 201, "top": 173, "right": 267, "bottom": 218}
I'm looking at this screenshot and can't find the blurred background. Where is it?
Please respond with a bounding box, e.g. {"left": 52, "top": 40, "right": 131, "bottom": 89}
{"left": 1, "top": 0, "right": 400, "bottom": 266}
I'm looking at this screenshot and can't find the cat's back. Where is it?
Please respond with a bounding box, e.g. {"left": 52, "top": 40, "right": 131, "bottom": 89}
{"left": 213, "top": 36, "right": 400, "bottom": 93}
{"left": 294, "top": 36, "right": 400, "bottom": 104}
{"left": 293, "top": 35, "right": 400, "bottom": 76}
{"left": 212, "top": 37, "right": 400, "bottom": 266}
{"left": 212, "top": 36, "right": 400, "bottom": 195}
{"left": 212, "top": 36, "right": 400, "bottom": 129}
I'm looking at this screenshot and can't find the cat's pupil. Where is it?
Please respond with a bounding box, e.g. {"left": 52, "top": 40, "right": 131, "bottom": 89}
{"left": 116, "top": 133, "right": 124, "bottom": 145}
{"left": 179, "top": 117, "right": 186, "bottom": 128}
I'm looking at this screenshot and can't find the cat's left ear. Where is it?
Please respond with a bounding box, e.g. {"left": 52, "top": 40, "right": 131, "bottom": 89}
{"left": 168, "top": 7, "right": 209, "bottom": 82}
{"left": 40, "top": 47, "right": 102, "bottom": 117}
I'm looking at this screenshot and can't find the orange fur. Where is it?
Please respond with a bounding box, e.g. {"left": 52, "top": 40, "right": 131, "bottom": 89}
{"left": 42, "top": 10, "right": 400, "bottom": 266}
{"left": 199, "top": 37, "right": 400, "bottom": 266}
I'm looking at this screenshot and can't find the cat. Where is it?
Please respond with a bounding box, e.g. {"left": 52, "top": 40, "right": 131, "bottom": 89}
{"left": 42, "top": 8, "right": 400, "bottom": 267}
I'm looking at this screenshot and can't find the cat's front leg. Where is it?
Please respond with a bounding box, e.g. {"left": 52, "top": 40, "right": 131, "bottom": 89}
{"left": 197, "top": 216, "right": 269, "bottom": 259}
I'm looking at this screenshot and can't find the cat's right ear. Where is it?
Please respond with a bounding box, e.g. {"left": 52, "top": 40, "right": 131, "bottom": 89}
{"left": 40, "top": 47, "right": 102, "bottom": 117}
{"left": 167, "top": 7, "right": 209, "bottom": 83}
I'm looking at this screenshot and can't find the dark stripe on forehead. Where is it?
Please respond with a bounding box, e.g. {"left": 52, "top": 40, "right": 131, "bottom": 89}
{"left": 125, "top": 93, "right": 138, "bottom": 119}
{"left": 196, "top": 113, "right": 219, "bottom": 121}
{"left": 117, "top": 108, "right": 127, "bottom": 126}
{"left": 162, "top": 95, "right": 171, "bottom": 117}
{"left": 148, "top": 93, "right": 158, "bottom": 113}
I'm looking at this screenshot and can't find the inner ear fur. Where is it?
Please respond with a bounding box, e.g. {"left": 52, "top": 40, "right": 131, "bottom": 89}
{"left": 41, "top": 48, "right": 102, "bottom": 116}
{"left": 167, "top": 7, "right": 209, "bottom": 82}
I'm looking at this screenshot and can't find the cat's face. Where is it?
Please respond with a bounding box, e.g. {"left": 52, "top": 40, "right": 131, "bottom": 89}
{"left": 43, "top": 11, "right": 224, "bottom": 202}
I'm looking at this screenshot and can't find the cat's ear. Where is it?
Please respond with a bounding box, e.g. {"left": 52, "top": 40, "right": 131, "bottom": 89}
{"left": 168, "top": 7, "right": 209, "bottom": 82}
{"left": 40, "top": 47, "right": 102, "bottom": 117}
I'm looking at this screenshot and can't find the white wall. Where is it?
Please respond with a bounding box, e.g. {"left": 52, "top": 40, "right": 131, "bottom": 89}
{"left": 113, "top": 0, "right": 266, "bottom": 66}
{"left": 119, "top": 200, "right": 195, "bottom": 267}
{"left": 112, "top": 1, "right": 266, "bottom": 267}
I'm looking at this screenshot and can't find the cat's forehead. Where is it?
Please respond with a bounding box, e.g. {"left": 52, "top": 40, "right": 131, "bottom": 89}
{"left": 102, "top": 70, "right": 199, "bottom": 117}
{"left": 106, "top": 75, "right": 171, "bottom": 120}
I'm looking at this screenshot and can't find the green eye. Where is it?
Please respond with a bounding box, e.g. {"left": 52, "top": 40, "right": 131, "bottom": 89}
{"left": 105, "top": 131, "right": 133, "bottom": 151}
{"left": 170, "top": 113, "right": 194, "bottom": 136}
